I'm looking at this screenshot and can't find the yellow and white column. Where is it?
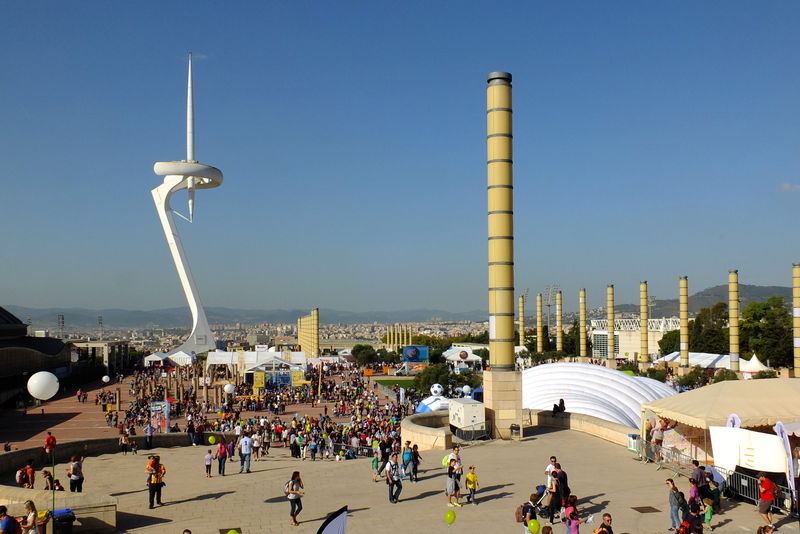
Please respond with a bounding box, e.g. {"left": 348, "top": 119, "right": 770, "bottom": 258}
{"left": 729, "top": 270, "right": 740, "bottom": 372}
{"left": 518, "top": 295, "right": 525, "bottom": 346}
{"left": 579, "top": 288, "right": 587, "bottom": 358}
{"left": 680, "top": 276, "right": 689, "bottom": 369}
{"left": 536, "top": 293, "right": 544, "bottom": 353}
{"left": 607, "top": 285, "right": 615, "bottom": 363}
{"left": 556, "top": 290, "right": 563, "bottom": 352}
{"left": 484, "top": 71, "right": 520, "bottom": 439}
{"left": 793, "top": 264, "right": 800, "bottom": 375}
{"left": 640, "top": 281, "right": 649, "bottom": 368}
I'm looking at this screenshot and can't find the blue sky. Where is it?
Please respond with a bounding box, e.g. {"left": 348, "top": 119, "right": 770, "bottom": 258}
{"left": 1, "top": 2, "right": 798, "bottom": 313}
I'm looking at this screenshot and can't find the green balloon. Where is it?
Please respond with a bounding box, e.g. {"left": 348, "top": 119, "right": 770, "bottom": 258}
{"left": 527, "top": 519, "right": 541, "bottom": 533}
{"left": 444, "top": 509, "right": 456, "bottom": 525}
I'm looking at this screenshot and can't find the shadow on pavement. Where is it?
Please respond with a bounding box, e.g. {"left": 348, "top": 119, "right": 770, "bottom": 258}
{"left": 116, "top": 511, "right": 172, "bottom": 530}
{"left": 168, "top": 490, "right": 236, "bottom": 505}
{"left": 402, "top": 490, "right": 442, "bottom": 501}
{"left": 0, "top": 411, "right": 82, "bottom": 443}
{"left": 477, "top": 490, "right": 513, "bottom": 503}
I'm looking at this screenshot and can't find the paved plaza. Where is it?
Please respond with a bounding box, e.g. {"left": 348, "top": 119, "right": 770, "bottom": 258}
{"left": 35, "top": 429, "right": 795, "bottom": 534}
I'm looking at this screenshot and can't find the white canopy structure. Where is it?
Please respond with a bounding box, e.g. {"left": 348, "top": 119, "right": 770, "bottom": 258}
{"left": 654, "top": 351, "right": 730, "bottom": 369}
{"left": 168, "top": 350, "right": 196, "bottom": 367}
{"left": 740, "top": 353, "right": 771, "bottom": 379}
{"left": 144, "top": 352, "right": 168, "bottom": 366}
{"left": 522, "top": 362, "right": 676, "bottom": 428}
{"left": 443, "top": 347, "right": 482, "bottom": 363}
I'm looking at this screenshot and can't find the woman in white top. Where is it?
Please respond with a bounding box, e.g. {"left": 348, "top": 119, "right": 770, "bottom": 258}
{"left": 287, "top": 471, "right": 304, "bottom": 527}
{"left": 20, "top": 500, "right": 39, "bottom": 534}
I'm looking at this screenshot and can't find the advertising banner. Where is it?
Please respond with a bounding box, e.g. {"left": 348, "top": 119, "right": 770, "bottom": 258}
{"left": 402, "top": 345, "right": 429, "bottom": 363}
{"left": 253, "top": 371, "right": 265, "bottom": 389}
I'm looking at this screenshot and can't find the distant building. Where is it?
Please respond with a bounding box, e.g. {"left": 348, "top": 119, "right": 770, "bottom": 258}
{"left": 590, "top": 317, "right": 679, "bottom": 360}
{"left": 0, "top": 306, "right": 70, "bottom": 405}
{"left": 246, "top": 333, "right": 269, "bottom": 346}
{"left": 70, "top": 340, "right": 131, "bottom": 376}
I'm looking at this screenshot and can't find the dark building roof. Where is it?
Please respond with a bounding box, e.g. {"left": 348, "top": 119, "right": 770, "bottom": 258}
{"left": 0, "top": 306, "right": 27, "bottom": 339}
{"left": 0, "top": 335, "right": 67, "bottom": 356}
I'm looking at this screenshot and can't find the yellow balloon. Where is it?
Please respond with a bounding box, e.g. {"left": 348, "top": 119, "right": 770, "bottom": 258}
{"left": 527, "top": 519, "right": 541, "bottom": 534}
{"left": 227, "top": 530, "right": 239, "bottom": 534}
{"left": 208, "top": 435, "right": 216, "bottom": 445}
{"left": 444, "top": 509, "right": 456, "bottom": 525}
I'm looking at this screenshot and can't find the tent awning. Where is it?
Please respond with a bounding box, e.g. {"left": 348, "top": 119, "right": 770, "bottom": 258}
{"left": 641, "top": 378, "right": 800, "bottom": 430}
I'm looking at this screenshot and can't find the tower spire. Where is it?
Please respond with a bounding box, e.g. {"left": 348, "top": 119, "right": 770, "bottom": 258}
{"left": 187, "top": 52, "right": 195, "bottom": 162}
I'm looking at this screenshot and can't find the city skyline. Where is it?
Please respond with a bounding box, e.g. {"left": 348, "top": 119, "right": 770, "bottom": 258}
{"left": 2, "top": 2, "right": 799, "bottom": 313}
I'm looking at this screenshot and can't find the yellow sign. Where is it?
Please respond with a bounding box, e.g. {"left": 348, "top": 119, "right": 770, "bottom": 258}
{"left": 253, "top": 371, "right": 265, "bottom": 389}
{"left": 291, "top": 370, "right": 305, "bottom": 386}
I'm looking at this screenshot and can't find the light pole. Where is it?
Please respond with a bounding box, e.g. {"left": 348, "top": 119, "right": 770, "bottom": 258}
{"left": 27, "top": 371, "right": 59, "bottom": 515}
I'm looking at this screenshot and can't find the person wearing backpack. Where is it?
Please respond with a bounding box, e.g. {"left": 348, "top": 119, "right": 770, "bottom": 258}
{"left": 286, "top": 471, "right": 304, "bottom": 527}
{"left": 517, "top": 493, "right": 537, "bottom": 533}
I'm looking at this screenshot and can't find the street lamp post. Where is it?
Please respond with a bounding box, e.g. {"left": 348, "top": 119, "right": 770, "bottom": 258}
{"left": 27, "top": 371, "right": 59, "bottom": 517}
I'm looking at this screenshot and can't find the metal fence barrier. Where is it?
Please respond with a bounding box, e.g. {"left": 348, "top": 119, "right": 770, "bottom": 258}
{"left": 629, "top": 436, "right": 797, "bottom": 517}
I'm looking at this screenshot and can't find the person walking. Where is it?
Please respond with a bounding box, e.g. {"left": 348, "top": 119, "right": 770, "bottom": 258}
{"left": 286, "top": 471, "right": 304, "bottom": 527}
{"left": 214, "top": 438, "right": 228, "bottom": 476}
{"left": 757, "top": 472, "right": 777, "bottom": 531}
{"left": 666, "top": 478, "right": 681, "bottom": 531}
{"left": 204, "top": 449, "right": 213, "bottom": 478}
{"left": 594, "top": 513, "right": 614, "bottom": 534}
{"left": 411, "top": 444, "right": 422, "bottom": 482}
{"left": 119, "top": 432, "right": 130, "bottom": 455}
{"left": 144, "top": 423, "right": 154, "bottom": 450}
{"left": 238, "top": 433, "right": 252, "bottom": 473}
{"left": 146, "top": 455, "right": 166, "bottom": 509}
{"left": 20, "top": 500, "right": 39, "bottom": 534}
{"left": 67, "top": 455, "right": 85, "bottom": 493}
{"left": 465, "top": 465, "right": 480, "bottom": 505}
{"left": 385, "top": 452, "right": 402, "bottom": 503}
{"left": 401, "top": 441, "right": 413, "bottom": 478}
{"left": 446, "top": 458, "right": 462, "bottom": 507}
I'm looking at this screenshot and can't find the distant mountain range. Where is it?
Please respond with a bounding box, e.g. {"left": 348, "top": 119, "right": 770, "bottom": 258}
{"left": 4, "top": 284, "right": 792, "bottom": 329}
{"left": 2, "top": 305, "right": 487, "bottom": 329}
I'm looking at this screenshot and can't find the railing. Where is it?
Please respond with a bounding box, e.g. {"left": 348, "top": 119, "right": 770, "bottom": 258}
{"left": 628, "top": 436, "right": 797, "bottom": 516}
{"left": 451, "top": 421, "right": 491, "bottom": 442}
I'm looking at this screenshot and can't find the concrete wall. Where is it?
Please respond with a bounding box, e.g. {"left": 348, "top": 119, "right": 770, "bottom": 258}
{"left": 400, "top": 411, "right": 453, "bottom": 451}
{"left": 0, "top": 432, "right": 235, "bottom": 533}
{"left": 524, "top": 409, "right": 634, "bottom": 447}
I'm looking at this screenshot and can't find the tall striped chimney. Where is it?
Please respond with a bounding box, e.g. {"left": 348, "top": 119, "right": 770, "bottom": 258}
{"left": 556, "top": 290, "right": 563, "bottom": 352}
{"left": 607, "top": 285, "right": 615, "bottom": 363}
{"left": 680, "top": 276, "right": 689, "bottom": 368}
{"left": 729, "top": 270, "right": 740, "bottom": 372}
{"left": 486, "top": 71, "right": 515, "bottom": 371}
{"left": 537, "top": 293, "right": 544, "bottom": 353}
{"left": 640, "top": 281, "right": 649, "bottom": 365}
{"left": 579, "top": 288, "right": 587, "bottom": 357}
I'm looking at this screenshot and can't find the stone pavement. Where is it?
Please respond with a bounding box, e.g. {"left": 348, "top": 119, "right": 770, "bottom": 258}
{"left": 40, "top": 429, "right": 798, "bottom": 534}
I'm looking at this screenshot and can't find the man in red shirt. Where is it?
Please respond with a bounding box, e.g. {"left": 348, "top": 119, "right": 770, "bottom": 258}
{"left": 43, "top": 432, "right": 56, "bottom": 454}
{"left": 757, "top": 472, "right": 776, "bottom": 529}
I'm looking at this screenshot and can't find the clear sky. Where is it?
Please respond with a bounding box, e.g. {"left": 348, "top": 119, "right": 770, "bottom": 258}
{"left": 1, "top": 2, "right": 798, "bottom": 313}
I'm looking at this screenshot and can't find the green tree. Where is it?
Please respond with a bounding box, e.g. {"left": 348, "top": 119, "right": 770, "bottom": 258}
{"left": 658, "top": 330, "right": 680, "bottom": 355}
{"left": 753, "top": 370, "right": 778, "bottom": 379}
{"left": 677, "top": 365, "right": 709, "bottom": 389}
{"left": 351, "top": 344, "right": 378, "bottom": 366}
{"left": 740, "top": 297, "right": 792, "bottom": 368}
{"left": 413, "top": 363, "right": 481, "bottom": 394}
{"left": 645, "top": 367, "right": 667, "bottom": 382}
{"left": 690, "top": 302, "right": 729, "bottom": 354}
{"left": 713, "top": 368, "right": 739, "bottom": 383}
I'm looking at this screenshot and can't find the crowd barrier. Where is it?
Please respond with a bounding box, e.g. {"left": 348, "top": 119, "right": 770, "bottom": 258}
{"left": 629, "top": 437, "right": 797, "bottom": 517}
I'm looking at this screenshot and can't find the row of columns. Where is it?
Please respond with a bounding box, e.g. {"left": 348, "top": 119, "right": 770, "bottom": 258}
{"left": 386, "top": 323, "right": 413, "bottom": 351}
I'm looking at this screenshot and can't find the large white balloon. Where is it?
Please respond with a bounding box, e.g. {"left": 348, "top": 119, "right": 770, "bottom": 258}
{"left": 27, "top": 371, "right": 59, "bottom": 400}
{"left": 223, "top": 383, "right": 236, "bottom": 395}
{"left": 462, "top": 385, "right": 472, "bottom": 396}
{"left": 101, "top": 375, "right": 110, "bottom": 383}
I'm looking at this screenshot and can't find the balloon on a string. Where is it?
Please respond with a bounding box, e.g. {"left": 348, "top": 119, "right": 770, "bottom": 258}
{"left": 444, "top": 510, "right": 456, "bottom": 525}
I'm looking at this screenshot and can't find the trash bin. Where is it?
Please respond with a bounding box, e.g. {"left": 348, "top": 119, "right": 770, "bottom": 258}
{"left": 510, "top": 424, "right": 520, "bottom": 437}
{"left": 52, "top": 511, "right": 76, "bottom": 534}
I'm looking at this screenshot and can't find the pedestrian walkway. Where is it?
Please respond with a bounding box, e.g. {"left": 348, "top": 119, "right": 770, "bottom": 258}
{"left": 39, "top": 428, "right": 795, "bottom": 533}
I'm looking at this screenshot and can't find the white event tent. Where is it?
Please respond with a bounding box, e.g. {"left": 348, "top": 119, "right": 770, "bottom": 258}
{"left": 522, "top": 362, "right": 675, "bottom": 428}
{"left": 654, "top": 351, "right": 730, "bottom": 369}
{"left": 740, "top": 353, "right": 771, "bottom": 379}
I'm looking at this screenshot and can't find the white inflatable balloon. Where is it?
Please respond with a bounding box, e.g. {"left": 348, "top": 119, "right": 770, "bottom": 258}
{"left": 102, "top": 375, "right": 111, "bottom": 383}
{"left": 462, "top": 385, "right": 472, "bottom": 396}
{"left": 223, "top": 383, "right": 236, "bottom": 395}
{"left": 27, "top": 371, "right": 59, "bottom": 400}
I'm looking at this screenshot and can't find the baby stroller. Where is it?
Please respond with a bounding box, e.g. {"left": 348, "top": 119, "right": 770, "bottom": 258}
{"left": 533, "top": 484, "right": 548, "bottom": 515}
